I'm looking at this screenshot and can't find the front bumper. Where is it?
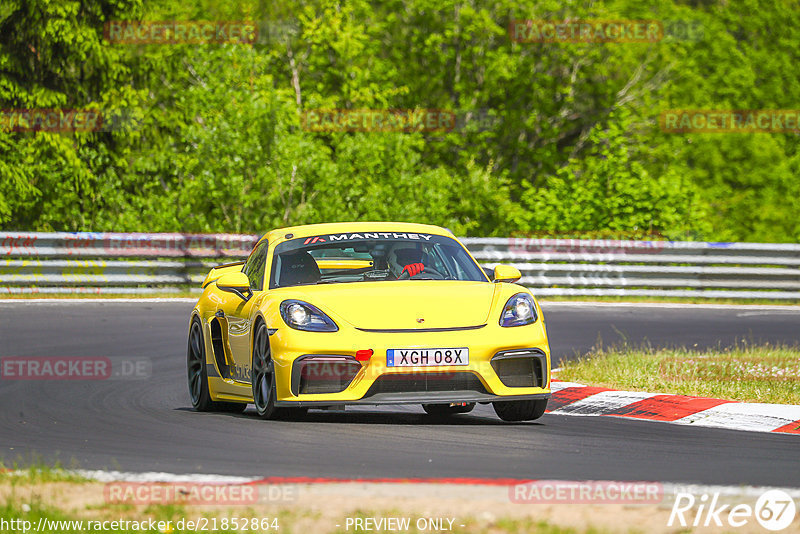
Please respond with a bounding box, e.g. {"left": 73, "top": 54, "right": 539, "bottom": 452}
{"left": 269, "top": 319, "right": 551, "bottom": 406}
{"left": 275, "top": 392, "right": 550, "bottom": 407}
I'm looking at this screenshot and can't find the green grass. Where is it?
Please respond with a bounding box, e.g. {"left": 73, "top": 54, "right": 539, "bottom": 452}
{"left": 0, "top": 473, "right": 633, "bottom": 534}
{"left": 557, "top": 344, "right": 800, "bottom": 404}
{"left": 0, "top": 461, "right": 88, "bottom": 484}
{"left": 0, "top": 462, "right": 643, "bottom": 534}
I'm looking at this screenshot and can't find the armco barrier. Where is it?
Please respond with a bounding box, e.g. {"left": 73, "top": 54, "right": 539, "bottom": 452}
{"left": 0, "top": 233, "right": 258, "bottom": 295}
{"left": 1, "top": 232, "right": 799, "bottom": 299}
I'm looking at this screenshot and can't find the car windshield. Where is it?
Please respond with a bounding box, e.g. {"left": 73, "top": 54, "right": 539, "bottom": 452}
{"left": 269, "top": 232, "right": 488, "bottom": 288}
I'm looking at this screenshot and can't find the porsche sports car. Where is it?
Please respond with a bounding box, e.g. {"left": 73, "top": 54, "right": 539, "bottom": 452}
{"left": 187, "top": 222, "right": 551, "bottom": 421}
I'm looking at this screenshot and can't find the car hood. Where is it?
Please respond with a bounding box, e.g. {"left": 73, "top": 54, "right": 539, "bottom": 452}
{"left": 292, "top": 281, "right": 498, "bottom": 330}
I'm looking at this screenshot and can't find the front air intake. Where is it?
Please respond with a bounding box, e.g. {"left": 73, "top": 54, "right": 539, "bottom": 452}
{"left": 291, "top": 356, "right": 361, "bottom": 395}
{"left": 491, "top": 350, "right": 547, "bottom": 388}
{"left": 362, "top": 372, "right": 488, "bottom": 398}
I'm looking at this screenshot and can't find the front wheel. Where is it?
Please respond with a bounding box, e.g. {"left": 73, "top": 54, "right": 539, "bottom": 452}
{"left": 492, "top": 398, "right": 548, "bottom": 422}
{"left": 251, "top": 322, "right": 307, "bottom": 420}
{"left": 187, "top": 318, "right": 246, "bottom": 413}
{"left": 422, "top": 402, "right": 476, "bottom": 416}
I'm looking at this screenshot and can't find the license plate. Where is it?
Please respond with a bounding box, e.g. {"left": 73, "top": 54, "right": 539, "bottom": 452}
{"left": 386, "top": 348, "right": 469, "bottom": 367}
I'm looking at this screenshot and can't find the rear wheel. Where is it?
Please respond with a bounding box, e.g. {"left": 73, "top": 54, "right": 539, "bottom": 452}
{"left": 187, "top": 318, "right": 247, "bottom": 413}
{"left": 492, "top": 398, "right": 548, "bottom": 422}
{"left": 251, "top": 322, "right": 307, "bottom": 420}
{"left": 422, "top": 402, "right": 476, "bottom": 416}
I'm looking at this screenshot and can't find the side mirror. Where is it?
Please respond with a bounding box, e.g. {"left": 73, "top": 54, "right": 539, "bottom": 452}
{"left": 216, "top": 272, "right": 252, "bottom": 301}
{"left": 493, "top": 264, "right": 521, "bottom": 284}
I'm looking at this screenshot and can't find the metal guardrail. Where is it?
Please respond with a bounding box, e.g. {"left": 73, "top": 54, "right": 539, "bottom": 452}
{"left": 0, "top": 233, "right": 256, "bottom": 295}
{"left": 1, "top": 232, "right": 799, "bottom": 299}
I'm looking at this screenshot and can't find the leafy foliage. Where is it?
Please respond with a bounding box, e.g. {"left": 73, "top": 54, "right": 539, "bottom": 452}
{"left": 1, "top": 0, "right": 797, "bottom": 240}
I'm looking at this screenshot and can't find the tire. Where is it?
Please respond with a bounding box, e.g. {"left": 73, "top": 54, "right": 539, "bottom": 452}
{"left": 422, "top": 402, "right": 476, "bottom": 416}
{"left": 251, "top": 321, "right": 307, "bottom": 420}
{"left": 187, "top": 317, "right": 247, "bottom": 414}
{"left": 492, "top": 398, "right": 548, "bottom": 422}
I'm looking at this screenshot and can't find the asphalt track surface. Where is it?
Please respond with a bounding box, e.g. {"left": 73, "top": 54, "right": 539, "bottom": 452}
{"left": 0, "top": 300, "right": 798, "bottom": 486}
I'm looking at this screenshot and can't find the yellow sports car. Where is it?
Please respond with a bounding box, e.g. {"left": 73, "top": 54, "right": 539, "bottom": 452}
{"left": 187, "top": 222, "right": 551, "bottom": 421}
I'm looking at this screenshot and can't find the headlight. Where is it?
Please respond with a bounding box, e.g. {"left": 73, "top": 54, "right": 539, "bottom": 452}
{"left": 280, "top": 300, "right": 338, "bottom": 332}
{"left": 499, "top": 293, "right": 538, "bottom": 327}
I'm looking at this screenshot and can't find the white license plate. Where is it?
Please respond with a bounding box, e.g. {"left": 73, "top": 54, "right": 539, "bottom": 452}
{"left": 386, "top": 348, "right": 469, "bottom": 367}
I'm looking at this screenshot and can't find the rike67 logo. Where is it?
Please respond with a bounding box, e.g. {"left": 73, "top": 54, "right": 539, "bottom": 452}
{"left": 669, "top": 490, "right": 797, "bottom": 531}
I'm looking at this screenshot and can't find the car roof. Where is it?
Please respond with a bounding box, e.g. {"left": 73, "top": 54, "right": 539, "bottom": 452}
{"left": 261, "top": 222, "right": 455, "bottom": 246}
